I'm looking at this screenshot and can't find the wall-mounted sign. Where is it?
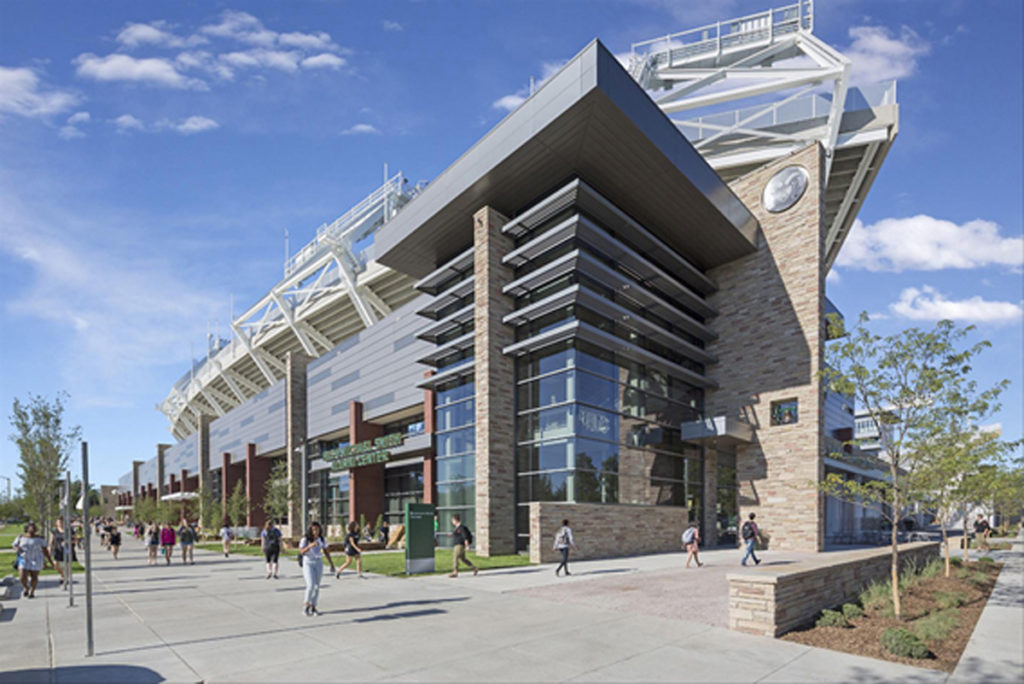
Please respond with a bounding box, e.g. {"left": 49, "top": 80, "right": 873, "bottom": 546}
{"left": 322, "top": 432, "right": 404, "bottom": 471}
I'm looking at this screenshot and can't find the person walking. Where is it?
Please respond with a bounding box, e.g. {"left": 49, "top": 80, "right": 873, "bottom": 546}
{"left": 299, "top": 521, "right": 335, "bottom": 616}
{"left": 449, "top": 514, "right": 478, "bottom": 578}
{"left": 335, "top": 521, "right": 364, "bottom": 578}
{"left": 12, "top": 523, "right": 53, "bottom": 598}
{"left": 109, "top": 525, "right": 122, "bottom": 559}
{"left": 553, "top": 519, "right": 578, "bottom": 576}
{"left": 146, "top": 522, "right": 160, "bottom": 565}
{"left": 974, "top": 514, "right": 992, "bottom": 553}
{"left": 219, "top": 520, "right": 234, "bottom": 558}
{"left": 160, "top": 522, "right": 176, "bottom": 565}
{"left": 740, "top": 512, "right": 762, "bottom": 566}
{"left": 261, "top": 520, "right": 282, "bottom": 579}
{"left": 178, "top": 519, "right": 196, "bottom": 565}
{"left": 683, "top": 520, "right": 703, "bottom": 568}
{"left": 49, "top": 518, "right": 71, "bottom": 588}
{"left": 379, "top": 519, "right": 391, "bottom": 547}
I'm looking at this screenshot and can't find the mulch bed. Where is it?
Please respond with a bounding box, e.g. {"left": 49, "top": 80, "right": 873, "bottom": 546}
{"left": 781, "top": 559, "right": 1002, "bottom": 672}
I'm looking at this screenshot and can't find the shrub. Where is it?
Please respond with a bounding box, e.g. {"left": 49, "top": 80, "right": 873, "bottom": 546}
{"left": 816, "top": 609, "right": 850, "bottom": 628}
{"left": 936, "top": 591, "right": 969, "bottom": 609}
{"left": 920, "top": 558, "right": 944, "bottom": 578}
{"left": 956, "top": 567, "right": 972, "bottom": 580}
{"left": 977, "top": 556, "right": 995, "bottom": 566}
{"left": 950, "top": 557, "right": 963, "bottom": 567}
{"left": 841, "top": 603, "right": 864, "bottom": 619}
{"left": 898, "top": 560, "right": 922, "bottom": 590}
{"left": 882, "top": 627, "right": 930, "bottom": 659}
{"left": 968, "top": 571, "right": 989, "bottom": 586}
{"left": 860, "top": 580, "right": 892, "bottom": 611}
{"left": 912, "top": 609, "right": 958, "bottom": 643}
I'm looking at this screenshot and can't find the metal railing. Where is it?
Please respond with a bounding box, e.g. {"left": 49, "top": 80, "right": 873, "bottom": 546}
{"left": 630, "top": 0, "right": 813, "bottom": 74}
{"left": 675, "top": 80, "right": 897, "bottom": 143}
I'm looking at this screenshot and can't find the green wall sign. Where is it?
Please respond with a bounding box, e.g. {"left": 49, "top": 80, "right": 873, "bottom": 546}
{"left": 322, "top": 432, "right": 404, "bottom": 471}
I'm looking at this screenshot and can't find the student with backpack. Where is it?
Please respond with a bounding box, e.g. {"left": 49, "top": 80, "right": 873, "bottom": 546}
{"left": 449, "top": 514, "right": 478, "bottom": 577}
{"left": 553, "top": 519, "right": 578, "bottom": 576}
{"left": 178, "top": 519, "right": 196, "bottom": 565}
{"left": 262, "top": 520, "right": 282, "bottom": 579}
{"left": 160, "top": 522, "right": 176, "bottom": 565}
{"left": 740, "top": 512, "right": 762, "bottom": 566}
{"left": 219, "top": 520, "right": 234, "bottom": 558}
{"left": 146, "top": 522, "right": 160, "bottom": 566}
{"left": 682, "top": 520, "right": 703, "bottom": 568}
{"left": 335, "top": 520, "right": 364, "bottom": 578}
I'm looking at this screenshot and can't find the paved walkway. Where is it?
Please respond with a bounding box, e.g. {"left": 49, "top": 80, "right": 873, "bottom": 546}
{"left": 949, "top": 544, "right": 1024, "bottom": 683}
{"left": 0, "top": 540, "right": 996, "bottom": 683}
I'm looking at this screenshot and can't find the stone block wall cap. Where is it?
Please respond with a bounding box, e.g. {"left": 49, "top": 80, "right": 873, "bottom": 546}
{"left": 727, "top": 572, "right": 781, "bottom": 584}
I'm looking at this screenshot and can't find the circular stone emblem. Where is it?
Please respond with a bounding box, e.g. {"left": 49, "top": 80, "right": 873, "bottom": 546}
{"left": 762, "top": 165, "right": 809, "bottom": 213}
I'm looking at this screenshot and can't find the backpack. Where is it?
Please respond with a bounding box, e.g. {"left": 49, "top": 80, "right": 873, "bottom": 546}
{"left": 741, "top": 521, "right": 754, "bottom": 540}
{"left": 555, "top": 527, "right": 570, "bottom": 547}
{"left": 462, "top": 525, "right": 473, "bottom": 545}
{"left": 682, "top": 527, "right": 696, "bottom": 544}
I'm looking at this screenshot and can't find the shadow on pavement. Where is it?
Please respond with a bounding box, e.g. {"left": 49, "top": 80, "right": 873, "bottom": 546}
{"left": 579, "top": 568, "right": 635, "bottom": 576}
{"left": 0, "top": 607, "right": 15, "bottom": 622}
{"left": 353, "top": 608, "right": 446, "bottom": 622}
{"left": 478, "top": 567, "right": 546, "bottom": 577}
{"left": 0, "top": 665, "right": 164, "bottom": 684}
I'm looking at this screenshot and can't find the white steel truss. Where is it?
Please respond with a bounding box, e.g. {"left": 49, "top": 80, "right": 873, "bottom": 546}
{"left": 628, "top": 0, "right": 898, "bottom": 270}
{"left": 159, "top": 173, "right": 423, "bottom": 438}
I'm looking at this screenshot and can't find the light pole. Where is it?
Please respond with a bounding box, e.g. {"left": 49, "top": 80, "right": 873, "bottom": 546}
{"left": 0, "top": 475, "right": 11, "bottom": 503}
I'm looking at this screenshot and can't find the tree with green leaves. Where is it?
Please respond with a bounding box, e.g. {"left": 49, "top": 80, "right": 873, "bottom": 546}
{"left": 9, "top": 392, "right": 81, "bottom": 534}
{"left": 821, "top": 315, "right": 998, "bottom": 621}
{"left": 197, "top": 483, "right": 218, "bottom": 532}
{"left": 262, "top": 459, "right": 295, "bottom": 525}
{"left": 226, "top": 479, "right": 249, "bottom": 529}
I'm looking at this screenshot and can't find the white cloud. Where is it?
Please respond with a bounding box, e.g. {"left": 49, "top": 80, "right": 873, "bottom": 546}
{"left": 301, "top": 53, "right": 346, "bottom": 70}
{"left": 890, "top": 286, "right": 1023, "bottom": 323}
{"left": 826, "top": 269, "right": 840, "bottom": 285}
{"left": 176, "top": 51, "right": 235, "bottom": 80}
{"left": 112, "top": 114, "right": 144, "bottom": 132}
{"left": 837, "top": 215, "right": 1024, "bottom": 272}
{"left": 58, "top": 125, "right": 85, "bottom": 140}
{"left": 116, "top": 21, "right": 204, "bottom": 49}
{"left": 279, "top": 31, "right": 336, "bottom": 50}
{"left": 200, "top": 10, "right": 277, "bottom": 47}
{"left": 74, "top": 53, "right": 206, "bottom": 89}
{"left": 381, "top": 20, "right": 403, "bottom": 32}
{"left": 220, "top": 49, "right": 301, "bottom": 73}
{"left": 0, "top": 66, "right": 80, "bottom": 118}
{"left": 172, "top": 115, "right": 219, "bottom": 134}
{"left": 67, "top": 111, "right": 90, "bottom": 124}
{"left": 492, "top": 94, "right": 526, "bottom": 112}
{"left": 844, "top": 26, "right": 930, "bottom": 84}
{"left": 493, "top": 60, "right": 566, "bottom": 111}
{"left": 341, "top": 123, "right": 380, "bottom": 135}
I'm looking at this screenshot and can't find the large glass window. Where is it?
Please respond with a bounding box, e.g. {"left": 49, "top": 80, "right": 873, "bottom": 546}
{"left": 383, "top": 465, "right": 424, "bottom": 525}
{"left": 434, "top": 376, "right": 476, "bottom": 548}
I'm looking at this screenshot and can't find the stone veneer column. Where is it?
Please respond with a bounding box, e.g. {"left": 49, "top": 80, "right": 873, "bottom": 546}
{"left": 180, "top": 469, "right": 190, "bottom": 493}
{"left": 472, "top": 205, "right": 516, "bottom": 556}
{"left": 704, "top": 143, "right": 826, "bottom": 552}
{"left": 285, "top": 351, "right": 310, "bottom": 536}
{"left": 348, "top": 401, "right": 384, "bottom": 526}
{"left": 156, "top": 444, "right": 170, "bottom": 499}
{"left": 702, "top": 448, "right": 719, "bottom": 544}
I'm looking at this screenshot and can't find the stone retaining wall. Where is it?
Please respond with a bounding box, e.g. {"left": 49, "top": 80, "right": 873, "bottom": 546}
{"left": 529, "top": 501, "right": 689, "bottom": 563}
{"left": 728, "top": 541, "right": 940, "bottom": 637}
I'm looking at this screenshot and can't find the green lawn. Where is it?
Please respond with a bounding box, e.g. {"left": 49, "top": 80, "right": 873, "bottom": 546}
{"left": 195, "top": 542, "right": 530, "bottom": 577}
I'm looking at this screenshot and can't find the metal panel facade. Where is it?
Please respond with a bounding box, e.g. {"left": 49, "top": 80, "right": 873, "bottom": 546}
{"left": 306, "top": 296, "right": 431, "bottom": 440}
{"left": 209, "top": 380, "right": 287, "bottom": 463}
{"left": 163, "top": 437, "right": 198, "bottom": 484}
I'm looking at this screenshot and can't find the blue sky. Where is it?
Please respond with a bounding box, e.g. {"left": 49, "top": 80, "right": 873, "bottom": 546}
{"left": 1, "top": 0, "right": 1021, "bottom": 486}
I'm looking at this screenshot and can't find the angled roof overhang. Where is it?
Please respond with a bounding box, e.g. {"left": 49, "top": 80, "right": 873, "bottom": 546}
{"left": 376, "top": 40, "right": 758, "bottom": 278}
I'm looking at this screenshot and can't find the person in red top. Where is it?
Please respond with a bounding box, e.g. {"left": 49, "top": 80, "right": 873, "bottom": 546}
{"left": 159, "top": 522, "right": 176, "bottom": 565}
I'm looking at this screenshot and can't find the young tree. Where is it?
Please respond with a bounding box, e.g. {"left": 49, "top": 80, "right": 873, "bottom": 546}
{"left": 821, "top": 315, "right": 996, "bottom": 621}
{"left": 197, "top": 483, "right": 218, "bottom": 532}
{"left": 262, "top": 460, "right": 296, "bottom": 525}
{"left": 226, "top": 480, "right": 249, "bottom": 529}
{"left": 9, "top": 392, "right": 81, "bottom": 533}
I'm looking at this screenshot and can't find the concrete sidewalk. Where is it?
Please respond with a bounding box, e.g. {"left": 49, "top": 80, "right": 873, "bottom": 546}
{"left": 0, "top": 541, "right": 951, "bottom": 682}
{"left": 949, "top": 545, "right": 1024, "bottom": 683}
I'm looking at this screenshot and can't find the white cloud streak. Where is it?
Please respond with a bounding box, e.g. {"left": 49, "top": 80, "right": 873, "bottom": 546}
{"left": 341, "top": 123, "right": 380, "bottom": 135}
{"left": 112, "top": 113, "right": 144, "bottom": 132}
{"left": 837, "top": 215, "right": 1024, "bottom": 272}
{"left": 168, "top": 115, "right": 219, "bottom": 134}
{"left": 0, "top": 66, "right": 80, "bottom": 118}
{"left": 890, "top": 286, "right": 1023, "bottom": 323}
{"left": 493, "top": 60, "right": 565, "bottom": 111}
{"left": 67, "top": 111, "right": 90, "bottom": 124}
{"left": 301, "top": 53, "right": 346, "bottom": 70}
{"left": 381, "top": 20, "right": 403, "bottom": 32}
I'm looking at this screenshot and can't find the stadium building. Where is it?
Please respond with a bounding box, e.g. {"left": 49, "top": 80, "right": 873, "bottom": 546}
{"left": 117, "top": 2, "right": 900, "bottom": 558}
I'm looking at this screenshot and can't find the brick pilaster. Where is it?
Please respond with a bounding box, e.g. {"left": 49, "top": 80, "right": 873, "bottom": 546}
{"left": 348, "top": 401, "right": 384, "bottom": 527}
{"left": 473, "top": 205, "right": 516, "bottom": 556}
{"left": 156, "top": 443, "right": 170, "bottom": 499}
{"left": 246, "top": 443, "right": 271, "bottom": 528}
{"left": 285, "top": 351, "right": 310, "bottom": 535}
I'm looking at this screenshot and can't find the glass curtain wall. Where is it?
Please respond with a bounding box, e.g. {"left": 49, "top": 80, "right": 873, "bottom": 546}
{"left": 434, "top": 376, "right": 475, "bottom": 547}
{"left": 383, "top": 464, "right": 424, "bottom": 525}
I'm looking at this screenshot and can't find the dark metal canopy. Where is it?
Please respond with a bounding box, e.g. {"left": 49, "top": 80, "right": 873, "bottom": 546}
{"left": 376, "top": 39, "right": 758, "bottom": 278}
